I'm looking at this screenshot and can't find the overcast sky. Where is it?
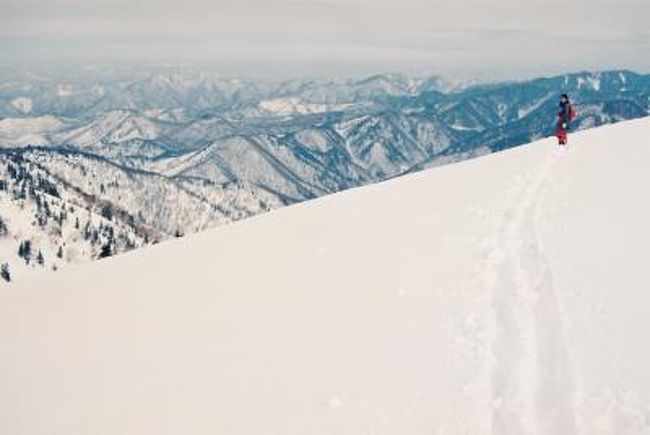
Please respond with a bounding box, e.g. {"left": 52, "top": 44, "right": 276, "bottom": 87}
{"left": 2, "top": 0, "right": 649, "bottom": 79}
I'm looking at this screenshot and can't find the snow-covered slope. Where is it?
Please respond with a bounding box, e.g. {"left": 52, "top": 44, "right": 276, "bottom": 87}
{"left": 0, "top": 148, "right": 283, "bottom": 282}
{"left": 2, "top": 118, "right": 650, "bottom": 434}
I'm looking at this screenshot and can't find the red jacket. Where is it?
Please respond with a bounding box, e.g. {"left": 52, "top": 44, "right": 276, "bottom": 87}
{"left": 558, "top": 101, "right": 576, "bottom": 125}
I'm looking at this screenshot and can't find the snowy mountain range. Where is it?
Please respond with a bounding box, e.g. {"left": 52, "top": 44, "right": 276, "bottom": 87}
{"left": 2, "top": 118, "right": 649, "bottom": 434}
{"left": 1, "top": 69, "right": 649, "bottom": 281}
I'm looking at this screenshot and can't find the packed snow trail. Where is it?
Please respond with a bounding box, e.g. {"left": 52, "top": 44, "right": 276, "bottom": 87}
{"left": 2, "top": 119, "right": 650, "bottom": 435}
{"left": 479, "top": 151, "right": 576, "bottom": 434}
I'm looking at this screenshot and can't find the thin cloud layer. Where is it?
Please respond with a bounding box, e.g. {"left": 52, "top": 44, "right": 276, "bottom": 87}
{"left": 2, "top": 0, "right": 649, "bottom": 78}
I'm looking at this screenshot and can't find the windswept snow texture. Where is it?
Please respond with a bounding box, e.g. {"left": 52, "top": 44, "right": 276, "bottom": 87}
{"left": 2, "top": 118, "right": 650, "bottom": 434}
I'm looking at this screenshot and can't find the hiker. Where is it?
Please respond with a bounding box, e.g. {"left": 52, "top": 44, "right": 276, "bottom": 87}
{"left": 556, "top": 93, "right": 576, "bottom": 145}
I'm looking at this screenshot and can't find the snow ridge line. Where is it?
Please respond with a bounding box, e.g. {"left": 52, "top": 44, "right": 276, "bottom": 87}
{"left": 480, "top": 148, "right": 576, "bottom": 434}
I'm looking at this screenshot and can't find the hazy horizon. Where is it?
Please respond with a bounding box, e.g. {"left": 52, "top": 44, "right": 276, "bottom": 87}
{"left": 2, "top": 0, "right": 649, "bottom": 80}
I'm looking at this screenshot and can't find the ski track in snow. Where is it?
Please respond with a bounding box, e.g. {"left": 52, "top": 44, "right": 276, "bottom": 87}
{"left": 479, "top": 148, "right": 577, "bottom": 435}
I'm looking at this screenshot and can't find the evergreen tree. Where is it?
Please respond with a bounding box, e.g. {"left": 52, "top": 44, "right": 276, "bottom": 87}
{"left": 57, "top": 246, "right": 64, "bottom": 259}
{"left": 99, "top": 243, "right": 112, "bottom": 259}
{"left": 37, "top": 212, "right": 47, "bottom": 227}
{"left": 0, "top": 216, "right": 7, "bottom": 236}
{"left": 101, "top": 204, "right": 113, "bottom": 221}
{"left": 58, "top": 210, "right": 66, "bottom": 226}
{"left": 18, "top": 183, "right": 27, "bottom": 200}
{"left": 18, "top": 240, "right": 32, "bottom": 263}
{"left": 0, "top": 262, "right": 10, "bottom": 282}
{"left": 36, "top": 250, "right": 44, "bottom": 266}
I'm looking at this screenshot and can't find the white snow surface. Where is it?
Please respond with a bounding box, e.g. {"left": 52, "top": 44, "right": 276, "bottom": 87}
{"left": 56, "top": 84, "right": 74, "bottom": 97}
{"left": 2, "top": 118, "right": 650, "bottom": 434}
{"left": 577, "top": 75, "right": 602, "bottom": 92}
{"left": 517, "top": 92, "right": 554, "bottom": 119}
{"left": 258, "top": 97, "right": 355, "bottom": 116}
{"left": 0, "top": 115, "right": 68, "bottom": 146}
{"left": 10, "top": 97, "right": 33, "bottom": 114}
{"left": 0, "top": 115, "right": 66, "bottom": 138}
